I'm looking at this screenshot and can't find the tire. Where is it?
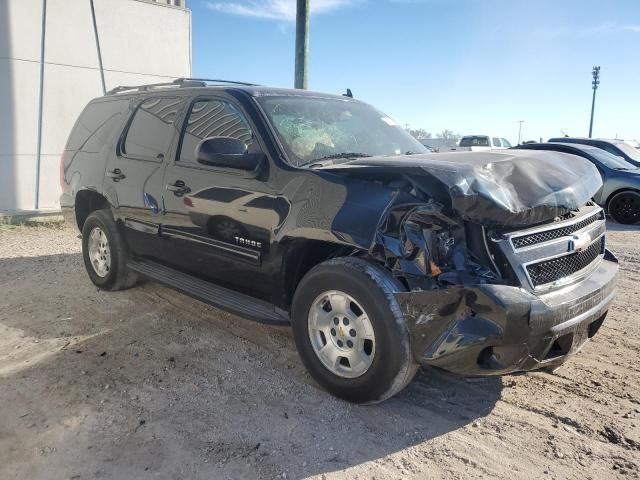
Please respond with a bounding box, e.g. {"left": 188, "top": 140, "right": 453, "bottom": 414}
{"left": 608, "top": 190, "right": 640, "bottom": 224}
{"left": 81, "top": 209, "right": 138, "bottom": 291}
{"left": 291, "top": 257, "right": 418, "bottom": 404}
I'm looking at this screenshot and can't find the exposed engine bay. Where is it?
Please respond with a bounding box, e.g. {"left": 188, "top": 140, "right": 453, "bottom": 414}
{"left": 373, "top": 200, "right": 501, "bottom": 291}
{"left": 321, "top": 149, "right": 604, "bottom": 292}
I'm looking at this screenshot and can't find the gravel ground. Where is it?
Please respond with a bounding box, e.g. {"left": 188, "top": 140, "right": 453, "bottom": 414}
{"left": 0, "top": 221, "right": 638, "bottom": 480}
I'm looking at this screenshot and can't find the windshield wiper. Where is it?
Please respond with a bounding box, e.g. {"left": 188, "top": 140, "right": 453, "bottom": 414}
{"left": 305, "top": 152, "right": 372, "bottom": 168}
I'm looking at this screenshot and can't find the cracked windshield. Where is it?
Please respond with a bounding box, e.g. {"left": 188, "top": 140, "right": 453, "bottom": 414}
{"left": 257, "top": 96, "right": 428, "bottom": 167}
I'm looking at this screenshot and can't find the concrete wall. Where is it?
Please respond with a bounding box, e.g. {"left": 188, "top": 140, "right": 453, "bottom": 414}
{"left": 0, "top": 0, "right": 191, "bottom": 213}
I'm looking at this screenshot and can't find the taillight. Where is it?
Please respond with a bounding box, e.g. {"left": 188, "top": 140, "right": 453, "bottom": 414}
{"left": 59, "top": 153, "right": 65, "bottom": 190}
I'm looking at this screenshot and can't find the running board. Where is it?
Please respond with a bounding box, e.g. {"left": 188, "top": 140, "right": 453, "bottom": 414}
{"left": 128, "top": 259, "right": 289, "bottom": 326}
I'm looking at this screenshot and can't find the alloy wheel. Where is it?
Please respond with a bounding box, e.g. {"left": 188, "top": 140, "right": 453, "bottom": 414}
{"left": 88, "top": 227, "right": 111, "bottom": 277}
{"left": 307, "top": 290, "right": 376, "bottom": 378}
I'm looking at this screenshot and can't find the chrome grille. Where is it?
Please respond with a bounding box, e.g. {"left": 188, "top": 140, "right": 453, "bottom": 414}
{"left": 526, "top": 237, "right": 605, "bottom": 287}
{"left": 511, "top": 210, "right": 604, "bottom": 249}
{"left": 492, "top": 204, "right": 606, "bottom": 292}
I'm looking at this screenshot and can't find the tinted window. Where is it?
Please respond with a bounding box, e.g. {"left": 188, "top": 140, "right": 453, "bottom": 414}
{"left": 492, "top": 137, "right": 502, "bottom": 147}
{"left": 66, "top": 99, "right": 129, "bottom": 152}
{"left": 192, "top": 187, "right": 251, "bottom": 203}
{"left": 501, "top": 138, "right": 512, "bottom": 147}
{"left": 245, "top": 196, "right": 273, "bottom": 210}
{"left": 613, "top": 142, "right": 640, "bottom": 161}
{"left": 123, "top": 97, "right": 180, "bottom": 159}
{"left": 179, "top": 99, "right": 253, "bottom": 164}
{"left": 587, "top": 148, "right": 638, "bottom": 170}
{"left": 601, "top": 145, "right": 622, "bottom": 158}
{"left": 459, "top": 136, "right": 490, "bottom": 147}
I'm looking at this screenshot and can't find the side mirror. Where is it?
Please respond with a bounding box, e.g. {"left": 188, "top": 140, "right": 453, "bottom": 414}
{"left": 196, "top": 137, "right": 264, "bottom": 172}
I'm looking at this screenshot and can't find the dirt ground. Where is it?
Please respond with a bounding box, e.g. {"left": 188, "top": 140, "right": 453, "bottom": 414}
{"left": 0, "top": 222, "right": 638, "bottom": 480}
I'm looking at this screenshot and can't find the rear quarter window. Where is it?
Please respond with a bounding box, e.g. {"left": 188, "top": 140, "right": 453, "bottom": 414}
{"left": 65, "top": 99, "right": 129, "bottom": 153}
{"left": 123, "top": 97, "right": 182, "bottom": 160}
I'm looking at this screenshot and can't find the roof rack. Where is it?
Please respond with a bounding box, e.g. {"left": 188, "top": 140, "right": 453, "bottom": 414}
{"left": 105, "top": 77, "right": 259, "bottom": 95}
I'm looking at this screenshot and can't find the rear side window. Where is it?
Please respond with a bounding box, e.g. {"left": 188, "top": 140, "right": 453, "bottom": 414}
{"left": 179, "top": 99, "right": 253, "bottom": 164}
{"left": 601, "top": 144, "right": 623, "bottom": 158}
{"left": 66, "top": 99, "right": 129, "bottom": 153}
{"left": 123, "top": 97, "right": 181, "bottom": 160}
{"left": 245, "top": 195, "right": 273, "bottom": 210}
{"left": 459, "top": 136, "right": 490, "bottom": 147}
{"left": 492, "top": 137, "right": 502, "bottom": 147}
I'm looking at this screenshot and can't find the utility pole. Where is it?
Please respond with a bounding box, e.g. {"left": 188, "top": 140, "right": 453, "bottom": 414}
{"left": 90, "top": 0, "right": 106, "bottom": 95}
{"left": 294, "top": 0, "right": 309, "bottom": 89}
{"left": 517, "top": 120, "right": 524, "bottom": 145}
{"left": 588, "top": 66, "right": 600, "bottom": 138}
{"left": 35, "top": 0, "right": 47, "bottom": 209}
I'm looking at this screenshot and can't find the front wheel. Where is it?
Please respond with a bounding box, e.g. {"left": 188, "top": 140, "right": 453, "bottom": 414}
{"left": 608, "top": 191, "right": 640, "bottom": 224}
{"left": 291, "top": 257, "right": 417, "bottom": 404}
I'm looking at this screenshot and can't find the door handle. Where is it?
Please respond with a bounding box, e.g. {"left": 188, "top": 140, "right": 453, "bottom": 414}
{"left": 106, "top": 168, "right": 125, "bottom": 181}
{"left": 166, "top": 180, "right": 191, "bottom": 197}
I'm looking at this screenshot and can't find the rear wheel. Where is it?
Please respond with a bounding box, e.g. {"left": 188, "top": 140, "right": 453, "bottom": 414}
{"left": 608, "top": 191, "right": 640, "bottom": 224}
{"left": 292, "top": 257, "right": 417, "bottom": 404}
{"left": 82, "top": 209, "right": 138, "bottom": 291}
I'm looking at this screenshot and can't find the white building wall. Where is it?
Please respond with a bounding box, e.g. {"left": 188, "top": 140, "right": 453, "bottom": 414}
{"left": 0, "top": 0, "right": 191, "bottom": 213}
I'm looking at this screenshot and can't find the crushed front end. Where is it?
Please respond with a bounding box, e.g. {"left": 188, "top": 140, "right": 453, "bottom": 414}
{"left": 327, "top": 150, "right": 618, "bottom": 376}
{"left": 383, "top": 202, "right": 618, "bottom": 375}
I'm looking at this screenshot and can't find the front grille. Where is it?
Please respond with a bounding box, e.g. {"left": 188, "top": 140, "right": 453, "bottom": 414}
{"left": 512, "top": 211, "right": 604, "bottom": 249}
{"left": 526, "top": 237, "right": 604, "bottom": 287}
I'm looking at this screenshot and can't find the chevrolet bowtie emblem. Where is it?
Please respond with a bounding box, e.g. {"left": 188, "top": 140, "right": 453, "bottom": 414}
{"left": 570, "top": 232, "right": 591, "bottom": 252}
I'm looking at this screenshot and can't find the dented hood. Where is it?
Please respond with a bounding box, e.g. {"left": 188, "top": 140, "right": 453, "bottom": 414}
{"left": 320, "top": 150, "right": 603, "bottom": 227}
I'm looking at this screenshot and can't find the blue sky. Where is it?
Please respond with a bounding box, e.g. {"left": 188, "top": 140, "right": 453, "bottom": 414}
{"left": 191, "top": 0, "right": 639, "bottom": 143}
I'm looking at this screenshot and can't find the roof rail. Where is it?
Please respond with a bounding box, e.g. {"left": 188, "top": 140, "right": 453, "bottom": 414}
{"left": 105, "top": 77, "right": 259, "bottom": 96}
{"left": 176, "top": 77, "right": 260, "bottom": 87}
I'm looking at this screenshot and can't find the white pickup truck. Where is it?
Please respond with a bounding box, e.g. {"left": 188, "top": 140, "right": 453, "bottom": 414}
{"left": 452, "top": 135, "right": 513, "bottom": 151}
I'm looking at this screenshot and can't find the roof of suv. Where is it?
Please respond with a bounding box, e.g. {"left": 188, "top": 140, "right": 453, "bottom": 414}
{"left": 548, "top": 137, "right": 626, "bottom": 145}
{"left": 105, "top": 78, "right": 352, "bottom": 101}
{"left": 519, "top": 142, "right": 601, "bottom": 154}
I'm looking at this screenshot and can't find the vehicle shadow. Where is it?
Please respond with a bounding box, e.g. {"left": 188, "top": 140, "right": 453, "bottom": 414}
{"left": 0, "top": 253, "right": 502, "bottom": 479}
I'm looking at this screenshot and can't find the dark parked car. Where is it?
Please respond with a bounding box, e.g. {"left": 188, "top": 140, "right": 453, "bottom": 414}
{"left": 515, "top": 142, "right": 640, "bottom": 224}
{"left": 60, "top": 78, "right": 618, "bottom": 403}
{"left": 548, "top": 137, "right": 640, "bottom": 168}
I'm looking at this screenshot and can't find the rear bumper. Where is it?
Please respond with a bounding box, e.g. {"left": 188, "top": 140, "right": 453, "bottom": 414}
{"left": 395, "top": 250, "right": 618, "bottom": 376}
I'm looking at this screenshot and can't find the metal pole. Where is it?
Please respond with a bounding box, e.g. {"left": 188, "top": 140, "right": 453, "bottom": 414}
{"left": 90, "top": 0, "right": 106, "bottom": 95}
{"left": 517, "top": 121, "right": 524, "bottom": 145}
{"left": 588, "top": 88, "right": 597, "bottom": 138}
{"left": 294, "top": 0, "right": 309, "bottom": 89}
{"left": 35, "top": 0, "right": 47, "bottom": 210}
{"left": 588, "top": 66, "right": 600, "bottom": 138}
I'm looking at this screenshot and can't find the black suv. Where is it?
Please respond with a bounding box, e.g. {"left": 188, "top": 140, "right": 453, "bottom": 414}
{"left": 61, "top": 78, "right": 618, "bottom": 403}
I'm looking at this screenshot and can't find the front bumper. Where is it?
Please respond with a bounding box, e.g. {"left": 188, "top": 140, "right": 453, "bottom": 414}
{"left": 395, "top": 250, "right": 618, "bottom": 376}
